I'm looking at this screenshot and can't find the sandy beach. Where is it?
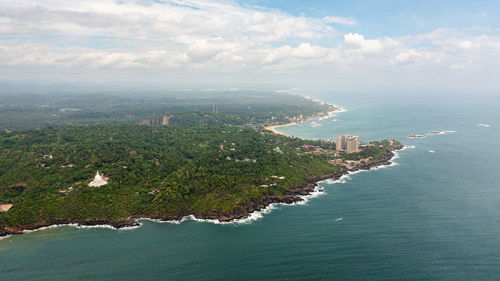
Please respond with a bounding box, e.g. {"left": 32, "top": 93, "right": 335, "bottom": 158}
{"left": 264, "top": 107, "right": 342, "bottom": 136}
{"left": 264, "top": 122, "right": 297, "bottom": 135}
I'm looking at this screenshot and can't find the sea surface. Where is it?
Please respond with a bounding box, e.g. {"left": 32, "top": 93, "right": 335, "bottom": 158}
{"left": 1, "top": 92, "right": 499, "bottom": 280}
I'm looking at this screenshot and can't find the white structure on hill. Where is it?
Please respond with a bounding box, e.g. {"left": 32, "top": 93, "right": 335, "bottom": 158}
{"left": 336, "top": 135, "right": 360, "bottom": 154}
{"left": 89, "top": 171, "right": 108, "bottom": 187}
{"left": 0, "top": 203, "right": 13, "bottom": 212}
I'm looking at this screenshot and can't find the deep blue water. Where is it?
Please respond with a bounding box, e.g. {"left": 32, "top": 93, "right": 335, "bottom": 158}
{"left": 1, "top": 93, "right": 499, "bottom": 280}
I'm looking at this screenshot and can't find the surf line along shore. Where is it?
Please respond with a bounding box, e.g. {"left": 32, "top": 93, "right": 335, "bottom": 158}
{"left": 263, "top": 104, "right": 343, "bottom": 136}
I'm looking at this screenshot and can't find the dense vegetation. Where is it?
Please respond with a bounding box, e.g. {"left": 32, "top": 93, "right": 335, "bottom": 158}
{"left": 0, "top": 91, "right": 335, "bottom": 131}
{"left": 0, "top": 92, "right": 400, "bottom": 232}
{"left": 0, "top": 124, "right": 341, "bottom": 228}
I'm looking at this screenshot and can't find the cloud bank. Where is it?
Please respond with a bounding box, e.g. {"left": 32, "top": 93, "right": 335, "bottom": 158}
{"left": 0, "top": 0, "right": 499, "bottom": 91}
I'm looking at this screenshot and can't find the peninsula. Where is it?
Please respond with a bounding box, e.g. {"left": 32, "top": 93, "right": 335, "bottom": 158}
{"left": 0, "top": 92, "right": 402, "bottom": 237}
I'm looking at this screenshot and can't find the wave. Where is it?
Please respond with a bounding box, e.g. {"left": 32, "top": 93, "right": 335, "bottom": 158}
{"left": 319, "top": 106, "right": 347, "bottom": 121}
{"left": 309, "top": 121, "right": 322, "bottom": 127}
{"left": 429, "top": 150, "right": 435, "bottom": 153}
{"left": 5, "top": 222, "right": 140, "bottom": 239}
{"left": 0, "top": 235, "right": 11, "bottom": 241}
{"left": 426, "top": 130, "right": 457, "bottom": 136}
{"left": 332, "top": 106, "right": 347, "bottom": 114}
{"left": 21, "top": 223, "right": 122, "bottom": 235}
{"left": 137, "top": 217, "right": 188, "bottom": 225}
{"left": 400, "top": 145, "right": 416, "bottom": 150}
{"left": 22, "top": 223, "right": 79, "bottom": 234}
{"left": 478, "top": 123, "right": 491, "bottom": 127}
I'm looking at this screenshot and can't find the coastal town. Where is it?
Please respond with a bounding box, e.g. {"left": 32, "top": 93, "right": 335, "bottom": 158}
{"left": 297, "top": 134, "right": 395, "bottom": 170}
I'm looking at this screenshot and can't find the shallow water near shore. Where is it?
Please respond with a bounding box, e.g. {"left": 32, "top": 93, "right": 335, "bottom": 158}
{"left": 1, "top": 93, "right": 499, "bottom": 280}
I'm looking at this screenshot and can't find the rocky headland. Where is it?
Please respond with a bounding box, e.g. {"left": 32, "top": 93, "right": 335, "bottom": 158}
{"left": 1, "top": 143, "right": 402, "bottom": 237}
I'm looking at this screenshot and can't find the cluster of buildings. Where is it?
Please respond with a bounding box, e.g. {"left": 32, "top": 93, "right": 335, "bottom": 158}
{"left": 328, "top": 157, "right": 373, "bottom": 169}
{"left": 300, "top": 144, "right": 317, "bottom": 152}
{"left": 138, "top": 115, "right": 174, "bottom": 126}
{"left": 297, "top": 135, "right": 360, "bottom": 156}
{"left": 336, "top": 135, "right": 359, "bottom": 154}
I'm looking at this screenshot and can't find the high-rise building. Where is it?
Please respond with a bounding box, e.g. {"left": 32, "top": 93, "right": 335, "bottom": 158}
{"left": 336, "top": 135, "right": 359, "bottom": 154}
{"left": 346, "top": 136, "right": 359, "bottom": 153}
{"left": 336, "top": 135, "right": 346, "bottom": 152}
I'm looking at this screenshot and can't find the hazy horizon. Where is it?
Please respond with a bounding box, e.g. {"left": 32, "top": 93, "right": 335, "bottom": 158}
{"left": 1, "top": 0, "right": 499, "bottom": 96}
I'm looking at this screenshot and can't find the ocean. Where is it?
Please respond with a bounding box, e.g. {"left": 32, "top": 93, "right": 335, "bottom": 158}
{"left": 1, "top": 92, "right": 499, "bottom": 280}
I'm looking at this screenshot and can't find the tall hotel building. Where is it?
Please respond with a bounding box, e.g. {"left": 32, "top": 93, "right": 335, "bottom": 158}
{"left": 336, "top": 135, "right": 360, "bottom": 154}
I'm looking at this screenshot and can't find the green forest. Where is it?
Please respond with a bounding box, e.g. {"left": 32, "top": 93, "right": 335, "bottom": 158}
{"left": 0, "top": 92, "right": 400, "bottom": 233}
{"left": 0, "top": 91, "right": 335, "bottom": 131}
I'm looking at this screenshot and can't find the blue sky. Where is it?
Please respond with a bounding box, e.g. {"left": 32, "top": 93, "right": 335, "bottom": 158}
{"left": 1, "top": 0, "right": 499, "bottom": 94}
{"left": 246, "top": 0, "right": 499, "bottom": 36}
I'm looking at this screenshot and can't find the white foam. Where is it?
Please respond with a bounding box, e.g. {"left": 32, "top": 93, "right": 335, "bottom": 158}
{"left": 333, "top": 107, "right": 347, "bottom": 114}
{"left": 478, "top": 123, "right": 491, "bottom": 127}
{"left": 22, "top": 223, "right": 79, "bottom": 234}
{"left": 352, "top": 145, "right": 412, "bottom": 174}
{"left": 74, "top": 224, "right": 117, "bottom": 230}
{"left": 169, "top": 185, "right": 328, "bottom": 225}
{"left": 319, "top": 178, "right": 337, "bottom": 184}
{"left": 318, "top": 107, "right": 347, "bottom": 121}
{"left": 117, "top": 224, "right": 142, "bottom": 230}
{"left": 294, "top": 186, "right": 326, "bottom": 205}
{"left": 335, "top": 217, "right": 343, "bottom": 222}
{"left": 427, "top": 130, "right": 457, "bottom": 136}
{"left": 138, "top": 217, "right": 188, "bottom": 225}
{"left": 11, "top": 221, "right": 140, "bottom": 238}
{"left": 429, "top": 150, "right": 435, "bottom": 153}
{"left": 401, "top": 145, "right": 416, "bottom": 150}
{"left": 309, "top": 121, "right": 322, "bottom": 127}
{"left": 301, "top": 96, "right": 347, "bottom": 118}
{"left": 0, "top": 235, "right": 12, "bottom": 241}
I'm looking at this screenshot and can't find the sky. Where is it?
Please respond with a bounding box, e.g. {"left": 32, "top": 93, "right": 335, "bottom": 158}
{"left": 1, "top": 0, "right": 499, "bottom": 94}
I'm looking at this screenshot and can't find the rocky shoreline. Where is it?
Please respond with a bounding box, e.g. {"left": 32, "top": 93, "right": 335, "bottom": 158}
{"left": 0, "top": 144, "right": 403, "bottom": 238}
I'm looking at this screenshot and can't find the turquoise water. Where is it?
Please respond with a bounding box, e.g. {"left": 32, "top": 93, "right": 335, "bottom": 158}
{"left": 1, "top": 93, "right": 499, "bottom": 280}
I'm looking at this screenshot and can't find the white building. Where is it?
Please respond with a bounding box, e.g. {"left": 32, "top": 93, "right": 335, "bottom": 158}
{"left": 0, "top": 203, "right": 13, "bottom": 212}
{"left": 89, "top": 171, "right": 108, "bottom": 187}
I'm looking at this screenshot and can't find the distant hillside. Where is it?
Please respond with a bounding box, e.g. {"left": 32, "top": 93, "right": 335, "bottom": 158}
{"left": 0, "top": 91, "right": 335, "bottom": 131}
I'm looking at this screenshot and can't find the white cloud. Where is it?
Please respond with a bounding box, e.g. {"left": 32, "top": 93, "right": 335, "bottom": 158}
{"left": 262, "top": 46, "right": 292, "bottom": 65}
{"left": 292, "top": 43, "right": 328, "bottom": 59}
{"left": 343, "top": 33, "right": 383, "bottom": 53}
{"left": 391, "top": 49, "right": 432, "bottom": 64}
{"left": 0, "top": 0, "right": 499, "bottom": 90}
{"left": 262, "top": 43, "right": 327, "bottom": 65}
{"left": 323, "top": 16, "right": 357, "bottom": 25}
{"left": 458, "top": 40, "right": 480, "bottom": 49}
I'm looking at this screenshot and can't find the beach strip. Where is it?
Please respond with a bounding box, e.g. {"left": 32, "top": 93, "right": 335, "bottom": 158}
{"left": 264, "top": 122, "right": 297, "bottom": 135}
